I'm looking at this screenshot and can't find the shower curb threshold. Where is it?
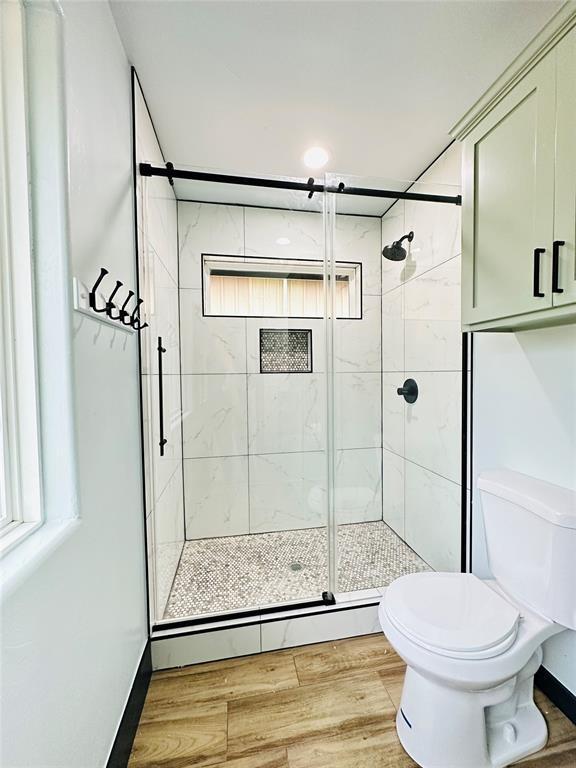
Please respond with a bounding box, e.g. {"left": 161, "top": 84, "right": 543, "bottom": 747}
{"left": 150, "top": 590, "right": 389, "bottom": 668}
{"left": 152, "top": 589, "right": 384, "bottom": 640}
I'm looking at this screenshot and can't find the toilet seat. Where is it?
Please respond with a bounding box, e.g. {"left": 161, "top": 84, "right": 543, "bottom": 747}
{"left": 385, "top": 572, "right": 521, "bottom": 660}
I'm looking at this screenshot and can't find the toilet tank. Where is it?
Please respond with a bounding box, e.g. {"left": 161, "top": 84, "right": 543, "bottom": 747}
{"left": 478, "top": 469, "right": 576, "bottom": 630}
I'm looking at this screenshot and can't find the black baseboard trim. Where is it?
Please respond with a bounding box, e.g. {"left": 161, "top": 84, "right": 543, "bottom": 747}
{"left": 535, "top": 666, "right": 576, "bottom": 725}
{"left": 107, "top": 641, "right": 152, "bottom": 768}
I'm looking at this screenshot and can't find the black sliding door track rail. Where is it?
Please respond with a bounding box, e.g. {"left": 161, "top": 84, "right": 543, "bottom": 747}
{"left": 139, "top": 163, "right": 462, "bottom": 206}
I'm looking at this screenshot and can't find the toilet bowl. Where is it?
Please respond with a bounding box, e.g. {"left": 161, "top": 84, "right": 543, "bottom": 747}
{"left": 379, "top": 573, "right": 562, "bottom": 768}
{"left": 379, "top": 470, "right": 576, "bottom": 768}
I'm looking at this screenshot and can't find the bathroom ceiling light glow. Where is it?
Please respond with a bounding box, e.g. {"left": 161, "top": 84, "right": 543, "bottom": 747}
{"left": 276, "top": 237, "right": 291, "bottom": 246}
{"left": 303, "top": 146, "right": 329, "bottom": 170}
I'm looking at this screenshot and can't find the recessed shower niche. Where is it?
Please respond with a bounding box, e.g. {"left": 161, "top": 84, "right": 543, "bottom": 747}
{"left": 133, "top": 75, "right": 465, "bottom": 627}
{"left": 259, "top": 329, "right": 312, "bottom": 374}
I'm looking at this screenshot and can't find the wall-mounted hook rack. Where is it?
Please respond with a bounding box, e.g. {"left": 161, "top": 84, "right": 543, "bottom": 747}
{"left": 73, "top": 267, "right": 149, "bottom": 333}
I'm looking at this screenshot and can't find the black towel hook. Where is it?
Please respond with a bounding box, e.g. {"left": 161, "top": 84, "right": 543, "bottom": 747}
{"left": 130, "top": 298, "right": 149, "bottom": 331}
{"left": 88, "top": 267, "right": 110, "bottom": 314}
{"left": 106, "top": 280, "right": 124, "bottom": 320}
{"left": 119, "top": 290, "right": 135, "bottom": 325}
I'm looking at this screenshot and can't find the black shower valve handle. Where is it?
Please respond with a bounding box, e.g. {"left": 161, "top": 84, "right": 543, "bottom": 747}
{"left": 397, "top": 378, "right": 419, "bottom": 404}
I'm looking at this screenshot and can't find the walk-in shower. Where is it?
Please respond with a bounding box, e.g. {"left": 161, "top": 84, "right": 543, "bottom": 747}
{"left": 133, "top": 77, "right": 465, "bottom": 629}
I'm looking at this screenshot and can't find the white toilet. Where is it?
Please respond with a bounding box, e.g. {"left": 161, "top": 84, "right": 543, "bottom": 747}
{"left": 379, "top": 469, "right": 576, "bottom": 768}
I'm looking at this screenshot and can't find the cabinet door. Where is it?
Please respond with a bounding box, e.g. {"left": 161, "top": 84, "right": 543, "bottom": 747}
{"left": 553, "top": 28, "right": 576, "bottom": 307}
{"left": 462, "top": 54, "right": 556, "bottom": 325}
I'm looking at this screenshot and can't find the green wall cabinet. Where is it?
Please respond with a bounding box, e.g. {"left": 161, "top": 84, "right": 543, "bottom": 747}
{"left": 454, "top": 12, "right": 576, "bottom": 331}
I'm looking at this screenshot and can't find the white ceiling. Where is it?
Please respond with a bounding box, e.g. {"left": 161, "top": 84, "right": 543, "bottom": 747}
{"left": 111, "top": 0, "right": 561, "bottom": 193}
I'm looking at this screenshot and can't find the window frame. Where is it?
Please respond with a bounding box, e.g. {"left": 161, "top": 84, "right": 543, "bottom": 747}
{"left": 0, "top": 0, "right": 43, "bottom": 554}
{"left": 201, "top": 253, "right": 363, "bottom": 320}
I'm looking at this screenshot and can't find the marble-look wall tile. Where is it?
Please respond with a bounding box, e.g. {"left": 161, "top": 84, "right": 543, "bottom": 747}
{"left": 404, "top": 461, "right": 461, "bottom": 572}
{"left": 144, "top": 373, "right": 183, "bottom": 504}
{"left": 378, "top": 145, "right": 463, "bottom": 574}
{"left": 404, "top": 370, "right": 461, "bottom": 484}
{"left": 404, "top": 256, "right": 462, "bottom": 372}
{"left": 404, "top": 254, "right": 461, "bottom": 322}
{"left": 184, "top": 456, "right": 249, "bottom": 539}
{"left": 155, "top": 540, "right": 185, "bottom": 621}
{"left": 180, "top": 289, "right": 247, "bottom": 374}
{"left": 246, "top": 317, "right": 325, "bottom": 374}
{"left": 260, "top": 604, "right": 380, "bottom": 651}
{"left": 178, "top": 202, "right": 244, "bottom": 289}
{"left": 382, "top": 449, "right": 405, "bottom": 538}
{"left": 154, "top": 467, "right": 185, "bottom": 619}
{"left": 381, "top": 201, "right": 406, "bottom": 294}
{"left": 244, "top": 208, "right": 381, "bottom": 296}
{"left": 382, "top": 373, "right": 405, "bottom": 455}
{"left": 335, "top": 372, "right": 381, "bottom": 450}
{"left": 334, "top": 215, "right": 381, "bottom": 295}
{"left": 182, "top": 374, "right": 248, "bottom": 458}
{"left": 382, "top": 287, "right": 404, "bottom": 373}
{"left": 335, "top": 448, "right": 382, "bottom": 524}
{"left": 152, "top": 625, "right": 261, "bottom": 670}
{"left": 402, "top": 199, "right": 461, "bottom": 284}
{"left": 401, "top": 143, "right": 461, "bottom": 284}
{"left": 334, "top": 295, "right": 381, "bottom": 373}
{"left": 244, "top": 207, "right": 322, "bottom": 260}
{"left": 248, "top": 373, "right": 324, "bottom": 454}
{"left": 155, "top": 464, "right": 185, "bottom": 550}
{"left": 143, "top": 177, "right": 179, "bottom": 285}
{"left": 141, "top": 254, "right": 180, "bottom": 375}
{"left": 405, "top": 321, "right": 462, "bottom": 373}
{"left": 249, "top": 451, "right": 327, "bottom": 533}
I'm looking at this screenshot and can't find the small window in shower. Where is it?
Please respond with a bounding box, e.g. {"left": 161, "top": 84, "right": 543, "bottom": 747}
{"left": 202, "top": 254, "right": 361, "bottom": 319}
{"left": 259, "top": 329, "right": 312, "bottom": 373}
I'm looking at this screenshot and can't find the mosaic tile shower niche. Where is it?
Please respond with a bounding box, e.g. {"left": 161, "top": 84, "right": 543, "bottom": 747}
{"left": 259, "top": 328, "right": 312, "bottom": 373}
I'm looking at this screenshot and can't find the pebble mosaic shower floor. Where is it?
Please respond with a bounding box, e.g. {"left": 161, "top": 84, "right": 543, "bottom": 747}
{"left": 163, "top": 521, "right": 430, "bottom": 619}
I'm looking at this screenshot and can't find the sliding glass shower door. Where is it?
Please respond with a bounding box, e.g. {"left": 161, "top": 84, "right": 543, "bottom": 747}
{"left": 325, "top": 158, "right": 464, "bottom": 598}
{"left": 138, "top": 166, "right": 338, "bottom": 622}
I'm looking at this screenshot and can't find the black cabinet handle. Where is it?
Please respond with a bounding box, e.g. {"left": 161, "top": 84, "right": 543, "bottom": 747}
{"left": 533, "top": 248, "right": 545, "bottom": 298}
{"left": 552, "top": 240, "right": 565, "bottom": 294}
{"left": 157, "top": 336, "right": 168, "bottom": 456}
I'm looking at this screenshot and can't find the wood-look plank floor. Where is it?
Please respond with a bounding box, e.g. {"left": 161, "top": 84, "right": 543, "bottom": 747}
{"left": 129, "top": 634, "right": 576, "bottom": 768}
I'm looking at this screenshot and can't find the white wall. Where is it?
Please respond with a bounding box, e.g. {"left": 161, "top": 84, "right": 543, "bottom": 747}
{"left": 0, "top": 3, "right": 147, "bottom": 766}
{"left": 178, "top": 202, "right": 382, "bottom": 539}
{"left": 380, "top": 143, "right": 463, "bottom": 571}
{"left": 473, "top": 325, "right": 576, "bottom": 693}
{"left": 134, "top": 79, "right": 184, "bottom": 623}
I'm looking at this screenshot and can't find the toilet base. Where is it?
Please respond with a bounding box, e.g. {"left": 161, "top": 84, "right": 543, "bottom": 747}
{"left": 395, "top": 650, "right": 547, "bottom": 768}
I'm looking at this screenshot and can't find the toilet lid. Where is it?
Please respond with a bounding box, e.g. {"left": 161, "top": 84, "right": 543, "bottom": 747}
{"left": 385, "top": 573, "right": 520, "bottom": 659}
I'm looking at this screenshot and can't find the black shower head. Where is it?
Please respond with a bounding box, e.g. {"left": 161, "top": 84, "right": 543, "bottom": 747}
{"left": 382, "top": 231, "right": 414, "bottom": 261}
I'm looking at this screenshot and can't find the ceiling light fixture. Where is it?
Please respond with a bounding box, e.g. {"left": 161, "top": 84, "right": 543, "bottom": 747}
{"left": 276, "top": 237, "right": 291, "bottom": 246}
{"left": 303, "top": 146, "right": 329, "bottom": 170}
